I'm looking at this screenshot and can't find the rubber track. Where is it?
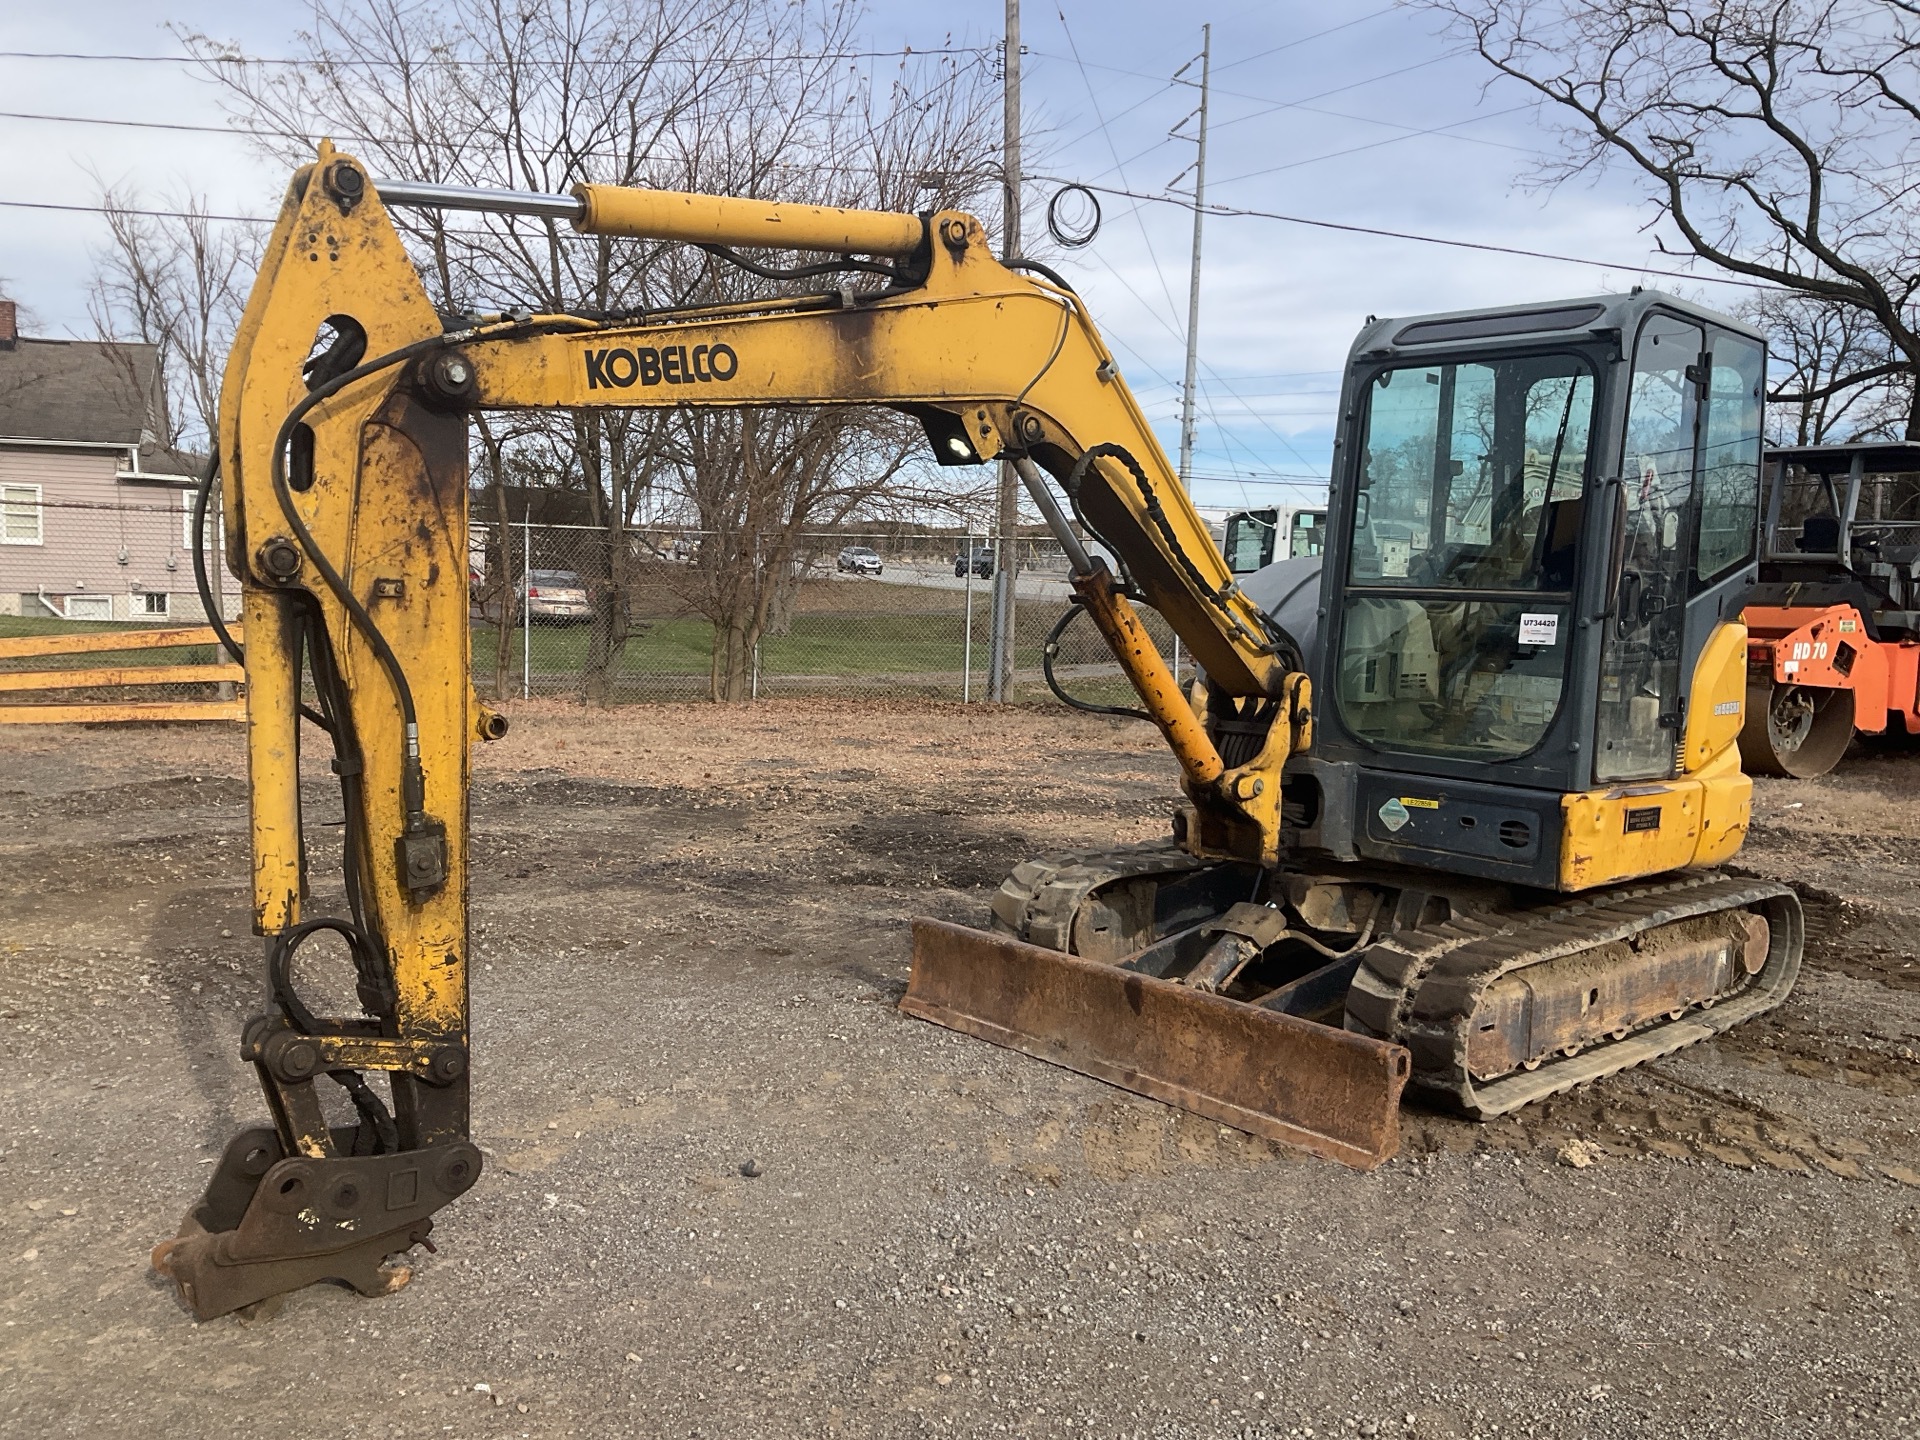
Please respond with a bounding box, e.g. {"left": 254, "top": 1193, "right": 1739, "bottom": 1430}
{"left": 988, "top": 842, "right": 1207, "bottom": 952}
{"left": 1345, "top": 872, "right": 1804, "bottom": 1118}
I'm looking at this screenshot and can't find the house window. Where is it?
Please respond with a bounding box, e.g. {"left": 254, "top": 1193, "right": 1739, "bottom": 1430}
{"left": 183, "top": 487, "right": 223, "bottom": 552}
{"left": 2, "top": 483, "right": 42, "bottom": 545}
{"left": 139, "top": 591, "right": 171, "bottom": 617}
{"left": 65, "top": 595, "right": 113, "bottom": 621}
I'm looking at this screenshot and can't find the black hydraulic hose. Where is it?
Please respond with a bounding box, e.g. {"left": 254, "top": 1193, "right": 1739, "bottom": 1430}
{"left": 194, "top": 449, "right": 336, "bottom": 733}
{"left": 1006, "top": 257, "right": 1078, "bottom": 294}
{"left": 302, "top": 611, "right": 379, "bottom": 942}
{"left": 267, "top": 316, "right": 592, "bottom": 814}
{"left": 698, "top": 242, "right": 904, "bottom": 284}
{"left": 1042, "top": 603, "right": 1151, "bottom": 722}
{"left": 268, "top": 916, "right": 394, "bottom": 1031}
{"left": 192, "top": 453, "right": 244, "bottom": 666}
{"left": 333, "top": 1070, "right": 399, "bottom": 1155}
{"left": 267, "top": 333, "right": 454, "bottom": 740}
{"left": 1068, "top": 441, "right": 1307, "bottom": 673}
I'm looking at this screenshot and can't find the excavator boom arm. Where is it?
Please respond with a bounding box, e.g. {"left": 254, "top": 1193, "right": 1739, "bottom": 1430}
{"left": 152, "top": 150, "right": 1326, "bottom": 1319}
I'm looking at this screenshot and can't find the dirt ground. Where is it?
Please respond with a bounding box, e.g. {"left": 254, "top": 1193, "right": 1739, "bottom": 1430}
{"left": 1, "top": 699, "right": 1916, "bottom": 1439}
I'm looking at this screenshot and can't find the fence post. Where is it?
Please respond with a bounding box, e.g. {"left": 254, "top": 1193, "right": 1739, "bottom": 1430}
{"left": 521, "top": 513, "right": 531, "bottom": 701}
{"left": 962, "top": 531, "right": 974, "bottom": 703}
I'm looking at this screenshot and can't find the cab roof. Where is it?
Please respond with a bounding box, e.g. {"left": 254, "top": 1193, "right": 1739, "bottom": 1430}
{"left": 1347, "top": 289, "right": 1762, "bottom": 364}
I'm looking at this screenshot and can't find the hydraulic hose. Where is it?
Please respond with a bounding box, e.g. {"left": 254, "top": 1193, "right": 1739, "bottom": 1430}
{"left": 191, "top": 453, "right": 244, "bottom": 666}
{"left": 1042, "top": 603, "right": 1152, "bottom": 722}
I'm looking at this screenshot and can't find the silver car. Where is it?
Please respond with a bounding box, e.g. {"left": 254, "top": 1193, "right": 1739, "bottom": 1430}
{"left": 474, "top": 568, "right": 593, "bottom": 625}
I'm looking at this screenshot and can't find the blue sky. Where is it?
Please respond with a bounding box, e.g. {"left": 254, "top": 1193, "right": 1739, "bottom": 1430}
{"left": 0, "top": 1, "right": 1759, "bottom": 512}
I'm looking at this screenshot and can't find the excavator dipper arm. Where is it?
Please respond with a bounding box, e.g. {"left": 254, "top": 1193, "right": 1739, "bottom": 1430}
{"left": 155, "top": 148, "right": 1402, "bottom": 1318}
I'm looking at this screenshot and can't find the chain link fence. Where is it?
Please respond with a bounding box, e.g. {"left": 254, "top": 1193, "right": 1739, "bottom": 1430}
{"left": 0, "top": 488, "right": 1186, "bottom": 709}
{"left": 469, "top": 522, "right": 1189, "bottom": 705}
{"left": 0, "top": 489, "right": 243, "bottom": 711}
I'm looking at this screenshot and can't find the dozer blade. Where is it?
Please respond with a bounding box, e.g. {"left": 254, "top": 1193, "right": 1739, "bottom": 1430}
{"left": 902, "top": 918, "right": 1410, "bottom": 1170}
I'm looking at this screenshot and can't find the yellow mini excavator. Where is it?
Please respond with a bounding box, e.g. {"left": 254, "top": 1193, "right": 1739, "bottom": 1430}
{"left": 153, "top": 145, "right": 1802, "bottom": 1319}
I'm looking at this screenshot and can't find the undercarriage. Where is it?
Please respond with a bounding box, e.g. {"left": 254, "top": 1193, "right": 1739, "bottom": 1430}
{"left": 904, "top": 844, "right": 1802, "bottom": 1163}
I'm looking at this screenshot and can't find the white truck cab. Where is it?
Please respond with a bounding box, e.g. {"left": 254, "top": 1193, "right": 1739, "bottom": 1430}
{"left": 1221, "top": 505, "right": 1328, "bottom": 574}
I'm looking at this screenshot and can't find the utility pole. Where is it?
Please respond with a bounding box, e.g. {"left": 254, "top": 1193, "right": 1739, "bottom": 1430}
{"left": 1175, "top": 24, "right": 1210, "bottom": 488}
{"left": 988, "top": 0, "right": 1022, "bottom": 702}
{"left": 1172, "top": 25, "right": 1211, "bottom": 686}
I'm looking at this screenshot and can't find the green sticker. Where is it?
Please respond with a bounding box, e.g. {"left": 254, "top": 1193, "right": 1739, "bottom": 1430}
{"left": 1378, "top": 797, "right": 1410, "bottom": 832}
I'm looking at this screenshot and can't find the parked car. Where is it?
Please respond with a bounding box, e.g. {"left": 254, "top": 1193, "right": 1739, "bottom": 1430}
{"left": 953, "top": 545, "right": 994, "bottom": 579}
{"left": 473, "top": 568, "right": 593, "bottom": 625}
{"left": 837, "top": 545, "right": 884, "bottom": 576}
{"left": 524, "top": 569, "right": 592, "bottom": 623}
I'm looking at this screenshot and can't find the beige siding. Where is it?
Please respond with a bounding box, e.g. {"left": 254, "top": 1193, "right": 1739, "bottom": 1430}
{"left": 0, "top": 445, "right": 238, "bottom": 622}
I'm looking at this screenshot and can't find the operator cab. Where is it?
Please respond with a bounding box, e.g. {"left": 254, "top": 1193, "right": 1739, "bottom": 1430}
{"left": 1289, "top": 292, "right": 1767, "bottom": 887}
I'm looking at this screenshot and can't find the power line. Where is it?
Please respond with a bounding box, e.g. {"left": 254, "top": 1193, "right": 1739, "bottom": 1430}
{"left": 1026, "top": 175, "right": 1783, "bottom": 291}
{"left": 1052, "top": 50, "right": 1488, "bottom": 194}
{"left": 0, "top": 46, "right": 990, "bottom": 68}
{"left": 1208, "top": 104, "right": 1534, "bottom": 189}
{"left": 1, "top": 169, "right": 1785, "bottom": 294}
{"left": 1079, "top": 225, "right": 1321, "bottom": 476}
{"left": 0, "top": 110, "right": 1000, "bottom": 196}
{"left": 1028, "top": 47, "right": 1489, "bottom": 149}
{"left": 1187, "top": 471, "right": 1329, "bottom": 484}
{"left": 1213, "top": 7, "right": 1398, "bottom": 75}
{"left": 0, "top": 108, "right": 324, "bottom": 141}
{"left": 1054, "top": 9, "right": 1187, "bottom": 337}
{"left": 0, "top": 197, "right": 272, "bottom": 224}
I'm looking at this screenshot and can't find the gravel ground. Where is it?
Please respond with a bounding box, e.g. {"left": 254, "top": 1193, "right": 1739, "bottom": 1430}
{"left": 0, "top": 699, "right": 1916, "bottom": 1439}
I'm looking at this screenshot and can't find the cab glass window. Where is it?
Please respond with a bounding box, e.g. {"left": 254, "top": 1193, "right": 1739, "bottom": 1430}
{"left": 1336, "top": 352, "right": 1593, "bottom": 762}
{"left": 1595, "top": 314, "right": 1702, "bottom": 782}
{"left": 1223, "top": 511, "right": 1274, "bottom": 574}
{"left": 1696, "top": 332, "right": 1764, "bottom": 582}
{"left": 1350, "top": 354, "right": 1594, "bottom": 591}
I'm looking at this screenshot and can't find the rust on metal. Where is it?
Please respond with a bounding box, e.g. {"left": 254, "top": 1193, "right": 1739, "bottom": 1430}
{"left": 902, "top": 917, "right": 1409, "bottom": 1170}
{"left": 153, "top": 1126, "right": 480, "bottom": 1321}
{"left": 1464, "top": 913, "right": 1770, "bottom": 1081}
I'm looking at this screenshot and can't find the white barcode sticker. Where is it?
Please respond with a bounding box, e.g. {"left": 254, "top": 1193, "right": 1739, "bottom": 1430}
{"left": 1518, "top": 612, "right": 1560, "bottom": 646}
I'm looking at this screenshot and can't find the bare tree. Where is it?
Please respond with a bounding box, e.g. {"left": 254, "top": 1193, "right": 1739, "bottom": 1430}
{"left": 87, "top": 187, "right": 256, "bottom": 454}
{"left": 1738, "top": 289, "right": 1909, "bottom": 442}
{"left": 182, "top": 0, "right": 1001, "bottom": 700}
{"left": 1424, "top": 0, "right": 1920, "bottom": 436}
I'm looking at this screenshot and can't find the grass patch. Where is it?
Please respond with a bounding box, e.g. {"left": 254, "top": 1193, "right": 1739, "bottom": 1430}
{"left": 474, "top": 608, "right": 993, "bottom": 679}
{"left": 0, "top": 615, "right": 225, "bottom": 668}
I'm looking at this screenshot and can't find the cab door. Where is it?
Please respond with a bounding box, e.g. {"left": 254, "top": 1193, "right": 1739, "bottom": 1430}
{"left": 1593, "top": 316, "right": 1764, "bottom": 783}
{"left": 1594, "top": 315, "right": 1701, "bottom": 781}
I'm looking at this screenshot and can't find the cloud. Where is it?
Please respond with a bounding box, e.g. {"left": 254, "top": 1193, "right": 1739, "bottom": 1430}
{"left": 0, "top": 0, "right": 1754, "bottom": 511}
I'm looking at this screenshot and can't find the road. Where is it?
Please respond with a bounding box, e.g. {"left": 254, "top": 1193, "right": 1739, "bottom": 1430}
{"left": 819, "top": 559, "right": 1075, "bottom": 602}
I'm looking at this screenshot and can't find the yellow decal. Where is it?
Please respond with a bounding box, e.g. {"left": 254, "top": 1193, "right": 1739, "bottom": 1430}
{"left": 1399, "top": 796, "right": 1441, "bottom": 809}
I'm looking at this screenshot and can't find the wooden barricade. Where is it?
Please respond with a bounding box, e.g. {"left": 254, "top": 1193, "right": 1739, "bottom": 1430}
{"left": 0, "top": 624, "right": 246, "bottom": 724}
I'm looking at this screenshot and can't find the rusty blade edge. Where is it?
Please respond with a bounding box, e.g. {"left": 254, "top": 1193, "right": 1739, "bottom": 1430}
{"left": 900, "top": 918, "right": 1409, "bottom": 1172}
{"left": 899, "top": 995, "right": 1400, "bottom": 1170}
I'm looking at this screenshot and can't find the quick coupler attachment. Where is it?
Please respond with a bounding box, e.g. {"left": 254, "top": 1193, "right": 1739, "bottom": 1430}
{"left": 153, "top": 1127, "right": 482, "bottom": 1320}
